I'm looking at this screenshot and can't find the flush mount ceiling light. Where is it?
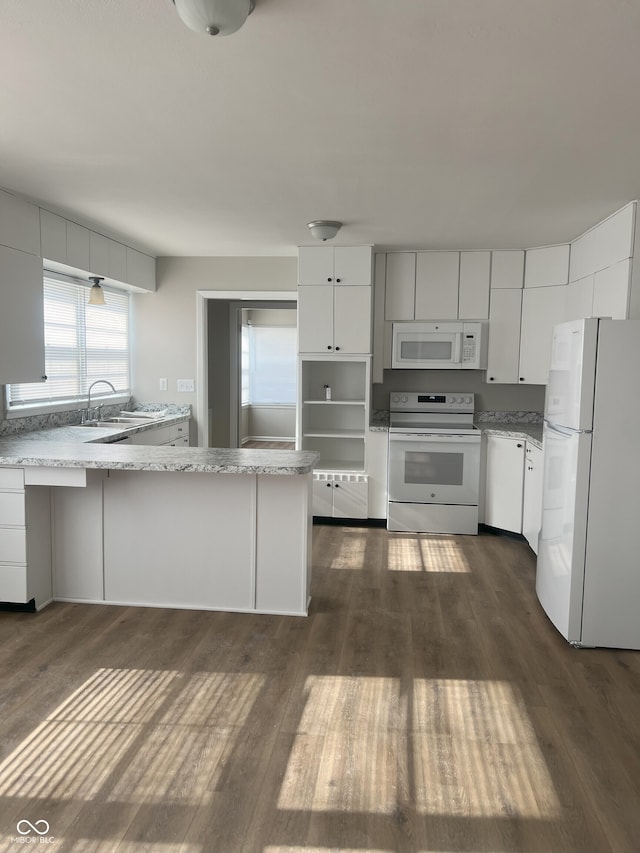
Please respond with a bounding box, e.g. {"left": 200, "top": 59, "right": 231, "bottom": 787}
{"left": 307, "top": 220, "right": 343, "bottom": 242}
{"left": 172, "top": 0, "right": 255, "bottom": 36}
{"left": 88, "top": 276, "right": 106, "bottom": 305}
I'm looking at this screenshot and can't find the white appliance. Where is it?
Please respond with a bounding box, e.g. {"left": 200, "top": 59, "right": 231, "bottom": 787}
{"left": 392, "top": 321, "right": 487, "bottom": 370}
{"left": 536, "top": 317, "right": 640, "bottom": 650}
{"left": 387, "top": 392, "right": 481, "bottom": 534}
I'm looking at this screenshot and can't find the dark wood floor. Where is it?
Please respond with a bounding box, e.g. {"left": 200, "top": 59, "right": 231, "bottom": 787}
{"left": 1, "top": 526, "right": 639, "bottom": 852}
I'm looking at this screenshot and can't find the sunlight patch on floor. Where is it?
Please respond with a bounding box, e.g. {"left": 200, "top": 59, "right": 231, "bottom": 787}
{"left": 0, "top": 668, "right": 265, "bottom": 804}
{"left": 387, "top": 534, "right": 471, "bottom": 573}
{"left": 278, "top": 675, "right": 559, "bottom": 819}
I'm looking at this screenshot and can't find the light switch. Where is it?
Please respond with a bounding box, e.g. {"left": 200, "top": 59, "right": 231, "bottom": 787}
{"left": 177, "top": 379, "right": 195, "bottom": 393}
{"left": 159, "top": 378, "right": 168, "bottom": 391}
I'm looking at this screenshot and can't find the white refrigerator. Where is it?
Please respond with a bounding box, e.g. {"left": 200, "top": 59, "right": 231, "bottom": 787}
{"left": 536, "top": 317, "right": 640, "bottom": 649}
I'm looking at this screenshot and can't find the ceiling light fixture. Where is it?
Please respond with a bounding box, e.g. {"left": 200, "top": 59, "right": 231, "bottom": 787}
{"left": 172, "top": 0, "right": 255, "bottom": 36}
{"left": 307, "top": 220, "right": 343, "bottom": 242}
{"left": 88, "top": 276, "right": 106, "bottom": 306}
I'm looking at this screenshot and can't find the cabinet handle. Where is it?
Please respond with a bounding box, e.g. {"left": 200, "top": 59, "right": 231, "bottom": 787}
{"left": 327, "top": 277, "right": 333, "bottom": 282}
{"left": 326, "top": 482, "right": 331, "bottom": 488}
{"left": 519, "top": 377, "right": 525, "bottom": 382}
{"left": 336, "top": 278, "right": 341, "bottom": 283}
{"left": 517, "top": 443, "right": 523, "bottom": 448}
{"left": 334, "top": 483, "right": 340, "bottom": 488}
{"left": 42, "top": 375, "right": 48, "bottom": 381}
{"left": 327, "top": 345, "right": 333, "bottom": 350}
{"left": 489, "top": 376, "right": 495, "bottom": 381}
{"left": 335, "top": 346, "right": 341, "bottom": 351}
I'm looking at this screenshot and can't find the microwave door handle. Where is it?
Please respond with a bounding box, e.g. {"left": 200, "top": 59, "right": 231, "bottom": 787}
{"left": 453, "top": 332, "right": 462, "bottom": 363}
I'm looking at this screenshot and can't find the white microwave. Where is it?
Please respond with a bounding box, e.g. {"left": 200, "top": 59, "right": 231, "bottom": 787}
{"left": 392, "top": 321, "right": 488, "bottom": 369}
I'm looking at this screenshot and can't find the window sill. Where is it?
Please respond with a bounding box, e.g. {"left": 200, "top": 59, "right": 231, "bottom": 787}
{"left": 4, "top": 394, "right": 132, "bottom": 420}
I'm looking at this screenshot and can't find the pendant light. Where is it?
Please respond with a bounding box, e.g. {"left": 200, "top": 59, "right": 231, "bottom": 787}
{"left": 88, "top": 276, "right": 106, "bottom": 305}
{"left": 173, "top": 0, "right": 255, "bottom": 36}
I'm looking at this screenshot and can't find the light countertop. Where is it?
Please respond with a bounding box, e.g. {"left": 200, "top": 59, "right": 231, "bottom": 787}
{"left": 0, "top": 438, "right": 319, "bottom": 475}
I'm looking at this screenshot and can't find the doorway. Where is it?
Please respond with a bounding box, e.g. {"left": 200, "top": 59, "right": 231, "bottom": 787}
{"left": 196, "top": 291, "right": 297, "bottom": 448}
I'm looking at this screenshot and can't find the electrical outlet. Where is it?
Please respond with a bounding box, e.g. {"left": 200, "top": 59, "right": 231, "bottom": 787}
{"left": 177, "top": 379, "right": 195, "bottom": 393}
{"left": 159, "top": 378, "right": 168, "bottom": 391}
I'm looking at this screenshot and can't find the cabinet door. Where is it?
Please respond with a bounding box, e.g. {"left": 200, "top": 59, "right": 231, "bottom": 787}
{"left": 522, "top": 444, "right": 543, "bottom": 554}
{"left": 312, "top": 479, "right": 334, "bottom": 516}
{"left": 0, "top": 246, "right": 45, "bottom": 384}
{"left": 90, "top": 231, "right": 109, "bottom": 276}
{"left": 298, "top": 246, "right": 334, "bottom": 285}
{"left": 491, "top": 251, "right": 524, "bottom": 289}
{"left": 459, "top": 251, "right": 490, "bottom": 319}
{"left": 298, "top": 286, "right": 334, "bottom": 353}
{"left": 565, "top": 275, "right": 594, "bottom": 321}
{"left": 519, "top": 285, "right": 566, "bottom": 384}
{"left": 486, "top": 289, "right": 522, "bottom": 384}
{"left": 0, "top": 191, "right": 40, "bottom": 255}
{"left": 592, "top": 258, "right": 631, "bottom": 319}
{"left": 67, "top": 221, "right": 91, "bottom": 270}
{"left": 107, "top": 239, "right": 127, "bottom": 282}
{"left": 334, "top": 246, "right": 372, "bottom": 286}
{"left": 40, "top": 210, "right": 67, "bottom": 263}
{"left": 524, "top": 245, "right": 570, "bottom": 288}
{"left": 570, "top": 202, "right": 635, "bottom": 282}
{"left": 332, "top": 480, "right": 368, "bottom": 519}
{"left": 384, "top": 252, "right": 415, "bottom": 320}
{"left": 484, "top": 436, "right": 525, "bottom": 533}
{"left": 414, "top": 252, "right": 459, "bottom": 319}
{"left": 126, "top": 247, "right": 156, "bottom": 292}
{"left": 334, "top": 286, "right": 371, "bottom": 354}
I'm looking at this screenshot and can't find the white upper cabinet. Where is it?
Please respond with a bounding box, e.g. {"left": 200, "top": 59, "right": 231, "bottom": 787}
{"left": 126, "top": 247, "right": 156, "bottom": 291}
{"left": 66, "top": 221, "right": 91, "bottom": 270}
{"left": 298, "top": 285, "right": 371, "bottom": 355}
{"left": 0, "top": 245, "right": 45, "bottom": 383}
{"left": 592, "top": 258, "right": 631, "bottom": 319}
{"left": 0, "top": 189, "right": 40, "bottom": 255}
{"left": 298, "top": 246, "right": 372, "bottom": 286}
{"left": 570, "top": 202, "right": 635, "bottom": 282}
{"left": 519, "top": 284, "right": 566, "bottom": 384}
{"left": 384, "top": 252, "right": 415, "bottom": 320}
{"left": 458, "top": 251, "right": 490, "bottom": 319}
{"left": 485, "top": 288, "right": 522, "bottom": 384}
{"left": 490, "top": 251, "right": 524, "bottom": 289}
{"left": 415, "top": 251, "right": 459, "bottom": 319}
{"left": 524, "top": 244, "right": 570, "bottom": 288}
{"left": 565, "top": 275, "right": 594, "bottom": 320}
{"left": 40, "top": 210, "right": 67, "bottom": 263}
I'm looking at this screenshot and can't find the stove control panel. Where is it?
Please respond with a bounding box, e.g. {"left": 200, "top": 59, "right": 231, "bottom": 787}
{"left": 389, "top": 392, "right": 475, "bottom": 413}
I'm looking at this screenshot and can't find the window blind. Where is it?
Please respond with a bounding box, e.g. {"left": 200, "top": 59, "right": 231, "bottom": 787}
{"left": 7, "top": 275, "right": 130, "bottom": 410}
{"left": 244, "top": 326, "right": 296, "bottom": 405}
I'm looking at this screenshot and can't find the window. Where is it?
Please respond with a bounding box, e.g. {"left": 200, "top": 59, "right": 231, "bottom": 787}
{"left": 241, "top": 325, "right": 296, "bottom": 406}
{"left": 7, "top": 274, "right": 130, "bottom": 413}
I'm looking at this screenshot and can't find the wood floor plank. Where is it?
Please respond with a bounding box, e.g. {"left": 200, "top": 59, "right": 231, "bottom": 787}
{"left": 1, "top": 523, "right": 640, "bottom": 852}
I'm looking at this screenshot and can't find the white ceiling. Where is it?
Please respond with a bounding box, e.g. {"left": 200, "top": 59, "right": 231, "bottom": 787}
{"left": 2, "top": 0, "right": 640, "bottom": 257}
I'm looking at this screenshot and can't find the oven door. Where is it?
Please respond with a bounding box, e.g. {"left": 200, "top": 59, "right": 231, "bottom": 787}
{"left": 388, "top": 433, "right": 481, "bottom": 505}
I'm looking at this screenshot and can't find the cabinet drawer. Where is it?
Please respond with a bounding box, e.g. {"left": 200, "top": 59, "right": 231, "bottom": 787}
{"left": 0, "top": 564, "right": 28, "bottom": 603}
{"left": 172, "top": 422, "right": 188, "bottom": 440}
{"left": 0, "top": 468, "right": 24, "bottom": 489}
{"left": 0, "top": 492, "right": 26, "bottom": 526}
{"left": 0, "top": 527, "right": 27, "bottom": 563}
{"left": 167, "top": 436, "right": 189, "bottom": 446}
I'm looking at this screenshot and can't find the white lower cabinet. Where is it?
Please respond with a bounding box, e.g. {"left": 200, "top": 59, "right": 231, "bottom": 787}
{"left": 522, "top": 442, "right": 543, "bottom": 554}
{"left": 312, "top": 473, "right": 368, "bottom": 518}
{"left": 128, "top": 420, "right": 190, "bottom": 446}
{"left": 484, "top": 435, "right": 525, "bottom": 533}
{"left": 367, "top": 429, "right": 388, "bottom": 519}
{"left": 0, "top": 467, "right": 52, "bottom": 608}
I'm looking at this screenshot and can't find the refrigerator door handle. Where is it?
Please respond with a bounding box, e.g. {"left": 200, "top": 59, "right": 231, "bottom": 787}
{"left": 544, "top": 418, "right": 593, "bottom": 437}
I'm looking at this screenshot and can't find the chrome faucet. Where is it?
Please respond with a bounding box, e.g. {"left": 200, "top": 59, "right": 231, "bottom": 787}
{"left": 82, "top": 380, "right": 116, "bottom": 423}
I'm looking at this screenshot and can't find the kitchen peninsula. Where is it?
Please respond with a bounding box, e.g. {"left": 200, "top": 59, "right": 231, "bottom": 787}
{"left": 0, "top": 438, "right": 318, "bottom": 616}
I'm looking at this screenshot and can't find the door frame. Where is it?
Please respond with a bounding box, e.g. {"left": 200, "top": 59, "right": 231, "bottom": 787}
{"left": 196, "top": 290, "right": 297, "bottom": 447}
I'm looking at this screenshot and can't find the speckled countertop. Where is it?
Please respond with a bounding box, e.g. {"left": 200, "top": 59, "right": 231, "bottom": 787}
{"left": 0, "top": 438, "right": 319, "bottom": 475}
{"left": 12, "top": 413, "right": 190, "bottom": 444}
{"left": 369, "top": 410, "right": 543, "bottom": 449}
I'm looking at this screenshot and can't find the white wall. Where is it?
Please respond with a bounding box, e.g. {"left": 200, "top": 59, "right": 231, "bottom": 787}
{"left": 130, "top": 256, "right": 297, "bottom": 411}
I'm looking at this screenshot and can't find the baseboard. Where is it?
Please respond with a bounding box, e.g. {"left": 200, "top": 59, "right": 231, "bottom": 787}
{"left": 480, "top": 523, "right": 526, "bottom": 541}
{"left": 313, "top": 516, "right": 386, "bottom": 528}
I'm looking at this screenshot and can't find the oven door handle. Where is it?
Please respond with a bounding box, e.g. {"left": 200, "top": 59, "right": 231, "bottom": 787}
{"left": 389, "top": 433, "right": 479, "bottom": 443}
